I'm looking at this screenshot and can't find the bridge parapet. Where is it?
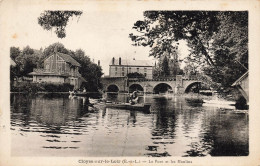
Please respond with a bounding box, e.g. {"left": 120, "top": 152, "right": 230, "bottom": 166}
{"left": 129, "top": 78, "right": 177, "bottom": 82}
{"left": 129, "top": 75, "right": 200, "bottom": 82}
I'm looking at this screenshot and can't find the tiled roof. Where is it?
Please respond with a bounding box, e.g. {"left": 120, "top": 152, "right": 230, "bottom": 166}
{"left": 10, "top": 58, "right": 16, "bottom": 66}
{"left": 232, "top": 71, "right": 248, "bottom": 86}
{"left": 109, "top": 58, "right": 154, "bottom": 66}
{"left": 57, "top": 52, "right": 81, "bottom": 67}
{"left": 44, "top": 52, "right": 81, "bottom": 67}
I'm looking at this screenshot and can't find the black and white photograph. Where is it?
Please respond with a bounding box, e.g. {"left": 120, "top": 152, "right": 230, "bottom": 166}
{"left": 1, "top": 0, "right": 260, "bottom": 166}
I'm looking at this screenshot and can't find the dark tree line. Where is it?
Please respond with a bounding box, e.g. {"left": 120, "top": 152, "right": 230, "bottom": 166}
{"left": 130, "top": 11, "right": 248, "bottom": 89}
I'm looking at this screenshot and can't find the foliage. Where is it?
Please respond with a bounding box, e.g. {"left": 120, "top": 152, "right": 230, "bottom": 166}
{"left": 11, "top": 82, "right": 73, "bottom": 93}
{"left": 152, "top": 66, "right": 161, "bottom": 78}
{"left": 203, "top": 12, "right": 248, "bottom": 88}
{"left": 130, "top": 11, "right": 248, "bottom": 89}
{"left": 10, "top": 47, "right": 21, "bottom": 60}
{"left": 43, "top": 42, "right": 69, "bottom": 57}
{"left": 70, "top": 49, "right": 103, "bottom": 92}
{"left": 127, "top": 72, "right": 145, "bottom": 78}
{"left": 161, "top": 56, "right": 170, "bottom": 76}
{"left": 183, "top": 62, "right": 199, "bottom": 78}
{"left": 129, "top": 11, "right": 220, "bottom": 65}
{"left": 38, "top": 11, "right": 82, "bottom": 38}
{"left": 12, "top": 46, "right": 43, "bottom": 77}
{"left": 10, "top": 47, "right": 21, "bottom": 82}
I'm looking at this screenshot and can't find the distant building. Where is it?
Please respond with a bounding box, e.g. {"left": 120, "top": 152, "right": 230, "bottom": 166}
{"left": 109, "top": 57, "right": 154, "bottom": 79}
{"left": 29, "top": 48, "right": 86, "bottom": 89}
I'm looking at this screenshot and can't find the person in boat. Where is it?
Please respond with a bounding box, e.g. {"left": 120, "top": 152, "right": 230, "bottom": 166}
{"left": 129, "top": 91, "right": 139, "bottom": 105}
{"left": 73, "top": 88, "right": 78, "bottom": 94}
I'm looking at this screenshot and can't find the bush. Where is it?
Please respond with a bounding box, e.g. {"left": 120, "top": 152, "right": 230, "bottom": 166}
{"left": 11, "top": 82, "right": 74, "bottom": 93}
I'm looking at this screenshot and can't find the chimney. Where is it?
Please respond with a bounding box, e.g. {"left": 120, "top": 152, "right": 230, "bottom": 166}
{"left": 98, "top": 60, "right": 100, "bottom": 66}
{"left": 119, "top": 57, "right": 121, "bottom": 65}
{"left": 54, "top": 46, "right": 58, "bottom": 54}
{"left": 112, "top": 57, "right": 115, "bottom": 65}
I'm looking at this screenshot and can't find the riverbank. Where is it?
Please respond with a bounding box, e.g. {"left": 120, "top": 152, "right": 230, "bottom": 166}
{"left": 11, "top": 82, "right": 74, "bottom": 93}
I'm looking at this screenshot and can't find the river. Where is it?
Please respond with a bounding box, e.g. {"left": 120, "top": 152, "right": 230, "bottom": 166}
{"left": 10, "top": 93, "right": 248, "bottom": 157}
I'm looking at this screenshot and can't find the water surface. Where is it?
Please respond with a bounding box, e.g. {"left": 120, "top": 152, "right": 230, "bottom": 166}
{"left": 11, "top": 93, "right": 248, "bottom": 157}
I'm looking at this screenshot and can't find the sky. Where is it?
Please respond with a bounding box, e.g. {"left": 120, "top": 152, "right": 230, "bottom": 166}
{"left": 7, "top": 2, "right": 189, "bottom": 75}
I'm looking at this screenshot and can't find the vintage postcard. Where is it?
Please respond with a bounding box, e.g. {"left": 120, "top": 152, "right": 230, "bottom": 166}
{"left": 0, "top": 0, "right": 260, "bottom": 166}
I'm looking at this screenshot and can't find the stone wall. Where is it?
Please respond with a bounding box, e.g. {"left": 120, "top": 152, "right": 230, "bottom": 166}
{"left": 101, "top": 77, "right": 128, "bottom": 92}
{"left": 33, "top": 75, "right": 65, "bottom": 83}
{"left": 101, "top": 76, "right": 201, "bottom": 94}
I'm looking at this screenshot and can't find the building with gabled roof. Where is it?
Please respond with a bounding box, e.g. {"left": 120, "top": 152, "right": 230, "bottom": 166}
{"left": 232, "top": 71, "right": 249, "bottom": 103}
{"left": 29, "top": 48, "right": 86, "bottom": 89}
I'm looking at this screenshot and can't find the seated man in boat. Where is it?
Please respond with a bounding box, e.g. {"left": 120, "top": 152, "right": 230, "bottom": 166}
{"left": 129, "top": 91, "right": 139, "bottom": 105}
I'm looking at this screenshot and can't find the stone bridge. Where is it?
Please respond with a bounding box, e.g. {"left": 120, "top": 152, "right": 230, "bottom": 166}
{"left": 101, "top": 76, "right": 202, "bottom": 94}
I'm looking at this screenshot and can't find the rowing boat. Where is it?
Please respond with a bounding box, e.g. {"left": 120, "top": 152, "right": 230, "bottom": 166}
{"left": 105, "top": 102, "right": 151, "bottom": 112}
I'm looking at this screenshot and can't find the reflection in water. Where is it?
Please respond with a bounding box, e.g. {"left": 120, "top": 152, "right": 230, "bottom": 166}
{"left": 11, "top": 93, "right": 248, "bottom": 156}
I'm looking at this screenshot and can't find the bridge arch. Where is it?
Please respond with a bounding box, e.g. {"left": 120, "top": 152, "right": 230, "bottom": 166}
{"left": 106, "top": 84, "right": 120, "bottom": 92}
{"left": 129, "top": 83, "right": 144, "bottom": 93}
{"left": 153, "top": 83, "right": 173, "bottom": 94}
{"left": 184, "top": 81, "right": 202, "bottom": 93}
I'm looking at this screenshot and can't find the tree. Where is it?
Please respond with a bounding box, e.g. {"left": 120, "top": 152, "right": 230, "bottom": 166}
{"left": 70, "top": 49, "right": 103, "bottom": 91}
{"left": 129, "top": 11, "right": 220, "bottom": 66}
{"left": 14, "top": 46, "right": 42, "bottom": 76}
{"left": 10, "top": 47, "right": 21, "bottom": 60}
{"left": 203, "top": 12, "right": 248, "bottom": 89}
{"left": 38, "top": 11, "right": 82, "bottom": 38}
{"left": 161, "top": 56, "right": 170, "bottom": 76}
{"left": 130, "top": 11, "right": 248, "bottom": 89}
{"left": 22, "top": 46, "right": 34, "bottom": 55}
{"left": 152, "top": 66, "right": 161, "bottom": 78}
{"left": 43, "top": 42, "right": 69, "bottom": 57}
{"left": 127, "top": 72, "right": 145, "bottom": 79}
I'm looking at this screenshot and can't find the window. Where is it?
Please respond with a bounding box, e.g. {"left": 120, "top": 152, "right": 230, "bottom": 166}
{"left": 129, "top": 67, "right": 131, "bottom": 73}
{"left": 144, "top": 68, "right": 147, "bottom": 72}
{"left": 122, "top": 67, "right": 124, "bottom": 71}
{"left": 137, "top": 68, "right": 139, "bottom": 72}
{"left": 115, "top": 67, "right": 117, "bottom": 71}
{"left": 144, "top": 73, "right": 147, "bottom": 77}
{"left": 58, "top": 63, "right": 62, "bottom": 71}
{"left": 122, "top": 72, "right": 124, "bottom": 76}
{"left": 62, "top": 63, "right": 65, "bottom": 71}
{"left": 115, "top": 72, "right": 117, "bottom": 75}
